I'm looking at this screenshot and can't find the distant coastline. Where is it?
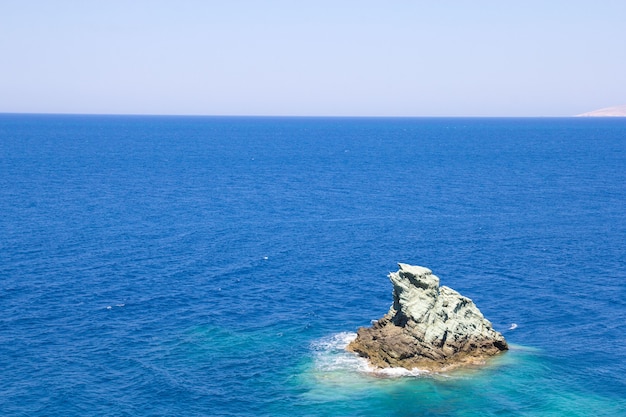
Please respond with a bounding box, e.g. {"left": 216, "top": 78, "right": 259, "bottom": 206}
{"left": 576, "top": 105, "right": 626, "bottom": 117}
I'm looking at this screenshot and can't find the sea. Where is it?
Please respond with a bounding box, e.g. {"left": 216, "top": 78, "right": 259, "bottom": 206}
{"left": 1, "top": 114, "right": 625, "bottom": 416}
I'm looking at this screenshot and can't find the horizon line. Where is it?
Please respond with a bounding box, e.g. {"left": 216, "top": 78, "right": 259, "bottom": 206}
{"left": 0, "top": 111, "right": 599, "bottom": 119}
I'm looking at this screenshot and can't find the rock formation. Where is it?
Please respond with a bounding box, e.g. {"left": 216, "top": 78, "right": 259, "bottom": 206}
{"left": 347, "top": 263, "right": 507, "bottom": 371}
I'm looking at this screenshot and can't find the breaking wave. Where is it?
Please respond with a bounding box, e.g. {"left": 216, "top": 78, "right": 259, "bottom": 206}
{"left": 310, "top": 332, "right": 430, "bottom": 379}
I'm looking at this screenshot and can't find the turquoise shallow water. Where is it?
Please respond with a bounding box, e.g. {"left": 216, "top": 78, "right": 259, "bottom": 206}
{"left": 1, "top": 115, "right": 625, "bottom": 416}
{"left": 300, "top": 337, "right": 624, "bottom": 416}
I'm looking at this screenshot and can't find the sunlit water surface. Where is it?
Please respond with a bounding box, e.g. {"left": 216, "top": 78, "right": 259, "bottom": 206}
{"left": 1, "top": 115, "right": 625, "bottom": 416}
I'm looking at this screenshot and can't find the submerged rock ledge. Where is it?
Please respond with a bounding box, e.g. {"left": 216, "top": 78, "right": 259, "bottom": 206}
{"left": 347, "top": 264, "right": 507, "bottom": 372}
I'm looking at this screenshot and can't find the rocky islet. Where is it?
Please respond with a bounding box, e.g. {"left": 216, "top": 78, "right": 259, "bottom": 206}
{"left": 347, "top": 263, "right": 508, "bottom": 372}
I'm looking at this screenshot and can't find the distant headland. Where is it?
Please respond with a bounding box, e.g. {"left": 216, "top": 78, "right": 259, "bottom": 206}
{"left": 576, "top": 105, "right": 626, "bottom": 117}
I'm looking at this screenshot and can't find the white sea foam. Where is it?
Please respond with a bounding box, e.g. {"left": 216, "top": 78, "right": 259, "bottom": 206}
{"left": 310, "top": 332, "right": 430, "bottom": 379}
{"left": 374, "top": 366, "right": 430, "bottom": 377}
{"left": 311, "top": 331, "right": 356, "bottom": 352}
{"left": 310, "top": 332, "right": 370, "bottom": 374}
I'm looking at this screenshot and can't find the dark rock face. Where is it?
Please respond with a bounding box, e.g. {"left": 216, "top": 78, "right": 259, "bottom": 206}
{"left": 347, "top": 264, "right": 508, "bottom": 371}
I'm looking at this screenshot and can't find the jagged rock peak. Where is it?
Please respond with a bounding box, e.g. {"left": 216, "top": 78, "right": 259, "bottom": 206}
{"left": 347, "top": 263, "right": 508, "bottom": 372}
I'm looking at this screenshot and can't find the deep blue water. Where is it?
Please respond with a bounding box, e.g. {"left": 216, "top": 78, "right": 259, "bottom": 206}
{"left": 1, "top": 114, "right": 625, "bottom": 416}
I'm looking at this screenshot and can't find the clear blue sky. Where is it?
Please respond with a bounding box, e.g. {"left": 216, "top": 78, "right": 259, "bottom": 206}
{"left": 1, "top": 1, "right": 625, "bottom": 116}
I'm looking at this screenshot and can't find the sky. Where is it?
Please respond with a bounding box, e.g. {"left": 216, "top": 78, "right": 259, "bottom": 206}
{"left": 1, "top": 1, "right": 625, "bottom": 117}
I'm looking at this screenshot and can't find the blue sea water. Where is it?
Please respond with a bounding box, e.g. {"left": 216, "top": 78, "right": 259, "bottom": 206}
{"left": 1, "top": 114, "right": 625, "bottom": 416}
